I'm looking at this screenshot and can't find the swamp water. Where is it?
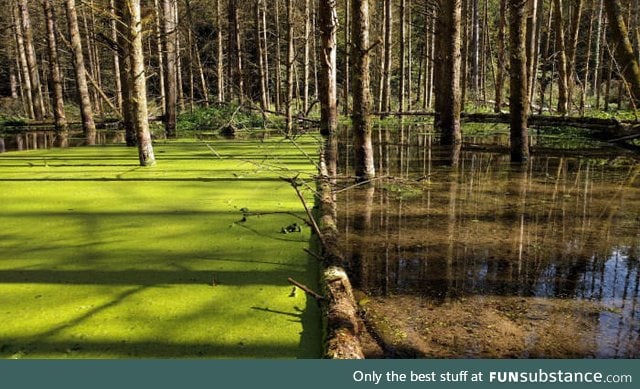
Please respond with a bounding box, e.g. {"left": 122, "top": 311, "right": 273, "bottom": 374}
{"left": 334, "top": 124, "right": 640, "bottom": 358}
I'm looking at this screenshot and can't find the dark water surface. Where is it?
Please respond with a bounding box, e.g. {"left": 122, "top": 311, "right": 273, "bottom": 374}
{"left": 334, "top": 124, "right": 640, "bottom": 358}
{"left": 0, "top": 130, "right": 126, "bottom": 152}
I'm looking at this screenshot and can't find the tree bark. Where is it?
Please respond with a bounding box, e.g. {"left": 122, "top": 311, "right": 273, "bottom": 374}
{"left": 275, "top": 1, "right": 282, "bottom": 112}
{"left": 111, "top": 0, "right": 123, "bottom": 111}
{"left": 12, "top": 3, "right": 34, "bottom": 118}
{"left": 509, "top": 0, "right": 530, "bottom": 162}
{"left": 553, "top": 0, "right": 569, "bottom": 114}
{"left": 228, "top": 0, "right": 244, "bottom": 102}
{"left": 303, "top": 0, "right": 311, "bottom": 112}
{"left": 115, "top": 0, "right": 135, "bottom": 146}
{"left": 256, "top": 0, "right": 268, "bottom": 110}
{"left": 17, "top": 0, "right": 45, "bottom": 120}
{"left": 125, "top": 0, "right": 156, "bottom": 166}
{"left": 381, "top": 0, "right": 392, "bottom": 113}
{"left": 285, "top": 0, "right": 294, "bottom": 134}
{"left": 319, "top": 0, "right": 338, "bottom": 136}
{"left": 399, "top": 0, "right": 406, "bottom": 111}
{"left": 605, "top": 0, "right": 640, "bottom": 107}
{"left": 434, "top": 0, "right": 462, "bottom": 146}
{"left": 567, "top": 0, "right": 584, "bottom": 108}
{"left": 65, "top": 0, "right": 96, "bottom": 144}
{"left": 161, "top": 0, "right": 177, "bottom": 138}
{"left": 215, "top": 0, "right": 224, "bottom": 103}
{"left": 42, "top": 0, "right": 67, "bottom": 132}
{"left": 351, "top": 0, "right": 375, "bottom": 182}
{"left": 495, "top": 0, "right": 506, "bottom": 112}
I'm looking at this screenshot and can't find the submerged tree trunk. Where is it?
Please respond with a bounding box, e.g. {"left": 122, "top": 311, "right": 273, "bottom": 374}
{"left": 319, "top": 0, "right": 338, "bottom": 136}
{"left": 42, "top": 0, "right": 67, "bottom": 132}
{"left": 605, "top": 0, "right": 640, "bottom": 107}
{"left": 509, "top": 0, "right": 530, "bottom": 162}
{"left": 126, "top": 0, "right": 155, "bottom": 166}
{"left": 351, "top": 0, "right": 375, "bottom": 182}
{"left": 65, "top": 0, "right": 96, "bottom": 144}
{"left": 434, "top": 0, "right": 462, "bottom": 146}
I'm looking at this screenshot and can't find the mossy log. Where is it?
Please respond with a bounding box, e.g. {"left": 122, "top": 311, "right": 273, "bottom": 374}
{"left": 314, "top": 146, "right": 365, "bottom": 359}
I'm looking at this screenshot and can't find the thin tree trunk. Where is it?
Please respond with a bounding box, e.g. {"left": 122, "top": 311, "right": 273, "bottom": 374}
{"left": 525, "top": 0, "right": 538, "bottom": 111}
{"left": 605, "top": 0, "right": 640, "bottom": 106}
{"left": 303, "top": 0, "right": 311, "bottom": 112}
{"left": 162, "top": 0, "right": 177, "bottom": 138}
{"left": 509, "top": 0, "right": 530, "bottom": 162}
{"left": 343, "top": 0, "right": 350, "bottom": 114}
{"left": 592, "top": 0, "right": 604, "bottom": 95}
{"left": 434, "top": 0, "right": 462, "bottom": 146}
{"left": 495, "top": 0, "right": 506, "bottom": 112}
{"left": 175, "top": 9, "right": 185, "bottom": 111}
{"left": 319, "top": 0, "right": 338, "bottom": 136}
{"left": 42, "top": 0, "right": 67, "bottom": 132}
{"left": 399, "top": 0, "right": 406, "bottom": 112}
{"left": 471, "top": 0, "right": 480, "bottom": 95}
{"left": 10, "top": 62, "right": 19, "bottom": 99}
{"left": 567, "top": 0, "right": 584, "bottom": 108}
{"left": 352, "top": 0, "right": 375, "bottom": 182}
{"left": 81, "top": 4, "right": 99, "bottom": 115}
{"left": 125, "top": 0, "right": 155, "bottom": 166}
{"left": 111, "top": 0, "right": 123, "bottom": 110}
{"left": 13, "top": 5, "right": 34, "bottom": 119}
{"left": 581, "top": 0, "right": 596, "bottom": 113}
{"left": 553, "top": 0, "right": 569, "bottom": 114}
{"left": 381, "top": 0, "right": 392, "bottom": 113}
{"left": 65, "top": 0, "right": 96, "bottom": 144}
{"left": 262, "top": 0, "right": 271, "bottom": 107}
{"left": 275, "top": 0, "right": 282, "bottom": 112}
{"left": 256, "top": 0, "right": 268, "bottom": 110}
{"left": 18, "top": 0, "right": 45, "bottom": 120}
{"left": 285, "top": 0, "right": 294, "bottom": 133}
{"left": 215, "top": 0, "right": 224, "bottom": 102}
{"left": 115, "top": 0, "right": 135, "bottom": 145}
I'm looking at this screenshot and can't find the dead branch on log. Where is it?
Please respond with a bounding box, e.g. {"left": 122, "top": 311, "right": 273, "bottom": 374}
{"left": 287, "top": 277, "right": 325, "bottom": 301}
{"left": 282, "top": 175, "right": 327, "bottom": 249}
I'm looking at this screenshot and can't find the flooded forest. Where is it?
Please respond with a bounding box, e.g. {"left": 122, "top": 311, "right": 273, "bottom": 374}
{"left": 1, "top": 0, "right": 639, "bottom": 359}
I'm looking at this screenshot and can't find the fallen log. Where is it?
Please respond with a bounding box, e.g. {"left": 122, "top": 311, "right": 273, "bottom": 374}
{"left": 311, "top": 138, "right": 365, "bottom": 359}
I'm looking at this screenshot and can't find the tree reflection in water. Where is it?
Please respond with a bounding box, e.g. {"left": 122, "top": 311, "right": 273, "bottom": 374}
{"left": 334, "top": 123, "right": 640, "bottom": 358}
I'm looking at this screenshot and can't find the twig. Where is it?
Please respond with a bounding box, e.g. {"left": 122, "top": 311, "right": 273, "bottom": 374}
{"left": 204, "top": 143, "right": 222, "bottom": 158}
{"left": 282, "top": 176, "right": 327, "bottom": 249}
{"left": 333, "top": 175, "right": 388, "bottom": 194}
{"left": 287, "top": 277, "right": 325, "bottom": 301}
{"left": 303, "top": 248, "right": 323, "bottom": 261}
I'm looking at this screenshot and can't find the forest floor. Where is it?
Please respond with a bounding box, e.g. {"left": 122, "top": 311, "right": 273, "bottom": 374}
{"left": 0, "top": 135, "right": 322, "bottom": 358}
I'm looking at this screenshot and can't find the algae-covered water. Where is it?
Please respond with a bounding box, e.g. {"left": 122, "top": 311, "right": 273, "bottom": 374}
{"left": 335, "top": 124, "right": 640, "bottom": 358}
{"left": 0, "top": 131, "right": 322, "bottom": 358}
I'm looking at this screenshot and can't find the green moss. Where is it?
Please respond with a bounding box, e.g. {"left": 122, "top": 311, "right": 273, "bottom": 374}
{"left": 0, "top": 136, "right": 323, "bottom": 358}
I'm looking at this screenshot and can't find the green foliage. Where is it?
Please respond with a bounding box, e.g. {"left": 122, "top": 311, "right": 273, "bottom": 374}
{"left": 177, "top": 104, "right": 268, "bottom": 133}
{"left": 0, "top": 137, "right": 322, "bottom": 358}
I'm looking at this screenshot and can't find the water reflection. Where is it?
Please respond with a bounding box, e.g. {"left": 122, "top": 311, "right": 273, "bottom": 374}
{"left": 0, "top": 130, "right": 126, "bottom": 152}
{"left": 335, "top": 124, "right": 640, "bottom": 357}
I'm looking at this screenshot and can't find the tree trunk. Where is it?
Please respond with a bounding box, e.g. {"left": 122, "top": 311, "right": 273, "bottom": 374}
{"left": 65, "top": 0, "right": 96, "bottom": 144}
{"left": 161, "top": 0, "right": 177, "bottom": 138}
{"left": 553, "top": 0, "right": 569, "bottom": 114}
{"left": 509, "top": 0, "right": 530, "bottom": 162}
{"left": 434, "top": 0, "right": 462, "bottom": 146}
{"left": 470, "top": 0, "right": 480, "bottom": 95}
{"left": 42, "top": 0, "right": 67, "bottom": 132}
{"left": 215, "top": 0, "right": 224, "bottom": 102}
{"left": 525, "top": 0, "right": 538, "bottom": 112}
{"left": 125, "top": 0, "right": 155, "bottom": 166}
{"left": 111, "top": 0, "right": 123, "bottom": 110}
{"left": 275, "top": 1, "right": 282, "bottom": 112}
{"left": 605, "top": 0, "right": 640, "bottom": 107}
{"left": 495, "top": 0, "right": 506, "bottom": 112}
{"left": 319, "top": 0, "right": 338, "bottom": 136}
{"left": 256, "top": 0, "right": 268, "bottom": 110}
{"left": 115, "top": 0, "right": 135, "bottom": 146}
{"left": 228, "top": 0, "right": 244, "bottom": 102}
{"left": 343, "top": 0, "right": 350, "bottom": 115}
{"left": 285, "top": 0, "right": 294, "bottom": 134}
{"left": 381, "top": 0, "right": 392, "bottom": 113}
{"left": 18, "top": 0, "right": 45, "bottom": 120}
{"left": 352, "top": 0, "right": 375, "bottom": 182}
{"left": 592, "top": 0, "right": 604, "bottom": 95}
{"left": 399, "top": 0, "right": 406, "bottom": 112}
{"left": 567, "top": 0, "right": 584, "bottom": 108}
{"left": 262, "top": 0, "right": 271, "bottom": 107}
{"left": 303, "top": 0, "right": 311, "bottom": 112}
{"left": 13, "top": 4, "right": 34, "bottom": 119}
